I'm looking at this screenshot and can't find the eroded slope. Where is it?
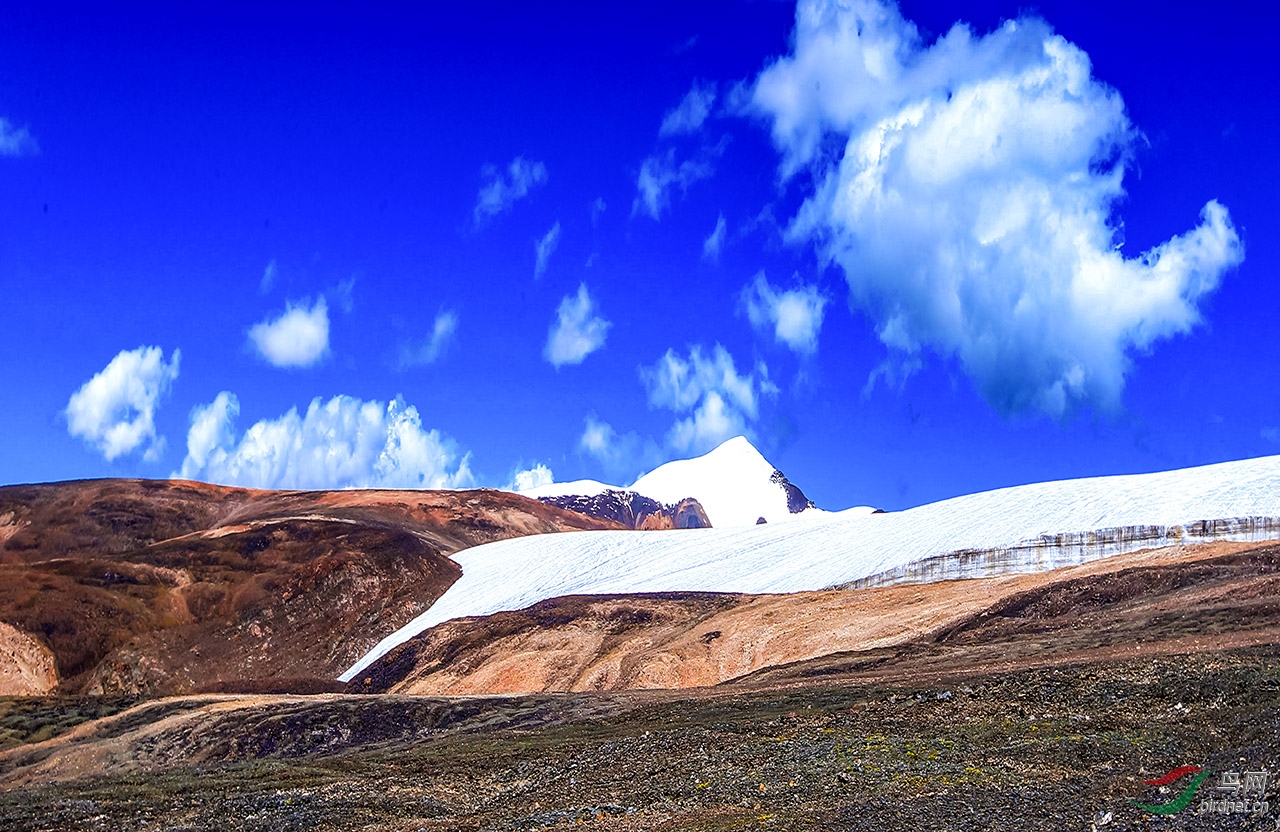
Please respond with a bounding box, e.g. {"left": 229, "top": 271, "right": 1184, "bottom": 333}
{"left": 0, "top": 480, "right": 621, "bottom": 695}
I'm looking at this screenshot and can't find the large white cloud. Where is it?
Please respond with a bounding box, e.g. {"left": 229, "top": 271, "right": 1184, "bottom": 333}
{"left": 248, "top": 297, "right": 330, "bottom": 368}
{"left": 0, "top": 118, "right": 37, "bottom": 156}
{"left": 741, "top": 272, "right": 828, "bottom": 355}
{"left": 65, "top": 346, "right": 180, "bottom": 462}
{"left": 640, "top": 344, "right": 777, "bottom": 453}
{"left": 545, "top": 283, "right": 611, "bottom": 367}
{"left": 751, "top": 0, "right": 1244, "bottom": 416}
{"left": 399, "top": 310, "right": 459, "bottom": 368}
{"left": 175, "top": 393, "right": 473, "bottom": 490}
{"left": 474, "top": 156, "right": 547, "bottom": 225}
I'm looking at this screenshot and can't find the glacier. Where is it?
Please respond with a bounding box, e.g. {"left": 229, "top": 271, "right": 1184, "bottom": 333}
{"left": 340, "top": 453, "right": 1280, "bottom": 682}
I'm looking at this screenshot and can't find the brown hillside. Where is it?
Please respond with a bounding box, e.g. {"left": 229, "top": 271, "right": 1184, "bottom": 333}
{"left": 0, "top": 480, "right": 621, "bottom": 696}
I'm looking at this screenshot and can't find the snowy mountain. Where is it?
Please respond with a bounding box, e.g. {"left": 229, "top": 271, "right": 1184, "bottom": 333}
{"left": 341, "top": 453, "right": 1280, "bottom": 681}
{"left": 520, "top": 436, "right": 834, "bottom": 527}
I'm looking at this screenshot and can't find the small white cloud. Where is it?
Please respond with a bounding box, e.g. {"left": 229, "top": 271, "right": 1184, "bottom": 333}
{"left": 578, "top": 414, "right": 661, "bottom": 481}
{"left": 175, "top": 393, "right": 473, "bottom": 490}
{"left": 399, "top": 310, "right": 459, "bottom": 368}
{"left": 510, "top": 463, "right": 554, "bottom": 492}
{"left": 534, "top": 221, "right": 562, "bottom": 279}
{"left": 741, "top": 272, "right": 828, "bottom": 355}
{"left": 1263, "top": 427, "right": 1280, "bottom": 445}
{"left": 632, "top": 141, "right": 724, "bottom": 221}
{"left": 66, "top": 346, "right": 181, "bottom": 462}
{"left": 260, "top": 259, "right": 278, "bottom": 294}
{"left": 474, "top": 156, "right": 547, "bottom": 225}
{"left": 0, "top": 118, "right": 38, "bottom": 157}
{"left": 702, "top": 212, "right": 728, "bottom": 262}
{"left": 751, "top": 0, "right": 1245, "bottom": 416}
{"left": 659, "top": 80, "right": 717, "bottom": 137}
{"left": 248, "top": 297, "right": 330, "bottom": 368}
{"left": 580, "top": 415, "right": 615, "bottom": 458}
{"left": 545, "top": 283, "right": 611, "bottom": 367}
{"left": 590, "top": 197, "right": 607, "bottom": 226}
{"left": 640, "top": 344, "right": 777, "bottom": 453}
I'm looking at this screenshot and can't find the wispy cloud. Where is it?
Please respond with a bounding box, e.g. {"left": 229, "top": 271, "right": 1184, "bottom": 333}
{"left": 751, "top": 0, "right": 1244, "bottom": 416}
{"left": 259, "top": 259, "right": 278, "bottom": 294}
{"left": 399, "top": 310, "right": 459, "bottom": 368}
{"left": 474, "top": 156, "right": 547, "bottom": 225}
{"left": 659, "top": 80, "right": 717, "bottom": 137}
{"left": 741, "top": 271, "right": 828, "bottom": 355}
{"left": 545, "top": 283, "right": 611, "bottom": 368}
{"left": 248, "top": 298, "right": 330, "bottom": 368}
{"left": 534, "top": 221, "right": 562, "bottom": 279}
{"left": 590, "top": 197, "right": 607, "bottom": 226}
{"left": 0, "top": 118, "right": 38, "bottom": 157}
{"left": 702, "top": 212, "right": 727, "bottom": 262}
{"left": 175, "top": 392, "right": 473, "bottom": 489}
{"left": 65, "top": 346, "right": 180, "bottom": 462}
{"left": 633, "top": 142, "right": 724, "bottom": 221}
{"left": 578, "top": 414, "right": 661, "bottom": 483}
{"left": 640, "top": 344, "right": 777, "bottom": 454}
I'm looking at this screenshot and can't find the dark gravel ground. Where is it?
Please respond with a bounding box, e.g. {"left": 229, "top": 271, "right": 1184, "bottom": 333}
{"left": 3, "top": 648, "right": 1280, "bottom": 831}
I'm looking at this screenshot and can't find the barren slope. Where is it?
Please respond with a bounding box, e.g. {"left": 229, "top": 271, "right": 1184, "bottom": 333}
{"left": 0, "top": 480, "right": 621, "bottom": 695}
{"left": 3, "top": 546, "right": 1280, "bottom": 830}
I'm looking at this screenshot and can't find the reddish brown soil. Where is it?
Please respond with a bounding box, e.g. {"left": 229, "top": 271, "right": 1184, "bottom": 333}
{"left": 0, "top": 480, "right": 621, "bottom": 695}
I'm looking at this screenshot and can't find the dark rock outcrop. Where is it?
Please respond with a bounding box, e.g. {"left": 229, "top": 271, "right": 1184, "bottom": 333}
{"left": 770, "top": 469, "right": 816, "bottom": 514}
{"left": 539, "top": 490, "right": 712, "bottom": 530}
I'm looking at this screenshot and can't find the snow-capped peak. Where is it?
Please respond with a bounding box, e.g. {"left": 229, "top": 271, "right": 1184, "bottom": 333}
{"left": 520, "top": 436, "right": 823, "bottom": 528}
{"left": 630, "top": 436, "right": 799, "bottom": 527}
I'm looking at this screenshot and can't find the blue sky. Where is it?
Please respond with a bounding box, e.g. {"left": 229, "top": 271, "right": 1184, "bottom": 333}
{"left": 1, "top": 1, "right": 1276, "bottom": 512}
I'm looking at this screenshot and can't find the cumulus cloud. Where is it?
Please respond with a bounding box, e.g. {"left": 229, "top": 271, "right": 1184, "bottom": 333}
{"left": 399, "top": 310, "right": 459, "bottom": 368}
{"left": 510, "top": 463, "right": 554, "bottom": 492}
{"left": 751, "top": 0, "right": 1244, "bottom": 416}
{"left": 741, "top": 272, "right": 828, "bottom": 355}
{"left": 534, "top": 221, "right": 561, "bottom": 279}
{"left": 175, "top": 393, "right": 473, "bottom": 490}
{"left": 0, "top": 118, "right": 37, "bottom": 156}
{"left": 633, "top": 141, "right": 724, "bottom": 220}
{"left": 640, "top": 344, "right": 777, "bottom": 453}
{"left": 659, "top": 80, "right": 717, "bottom": 137}
{"left": 703, "top": 213, "right": 727, "bottom": 262}
{"left": 545, "top": 283, "right": 611, "bottom": 367}
{"left": 65, "top": 346, "right": 180, "bottom": 462}
{"left": 474, "top": 156, "right": 547, "bottom": 225}
{"left": 248, "top": 297, "right": 330, "bottom": 368}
